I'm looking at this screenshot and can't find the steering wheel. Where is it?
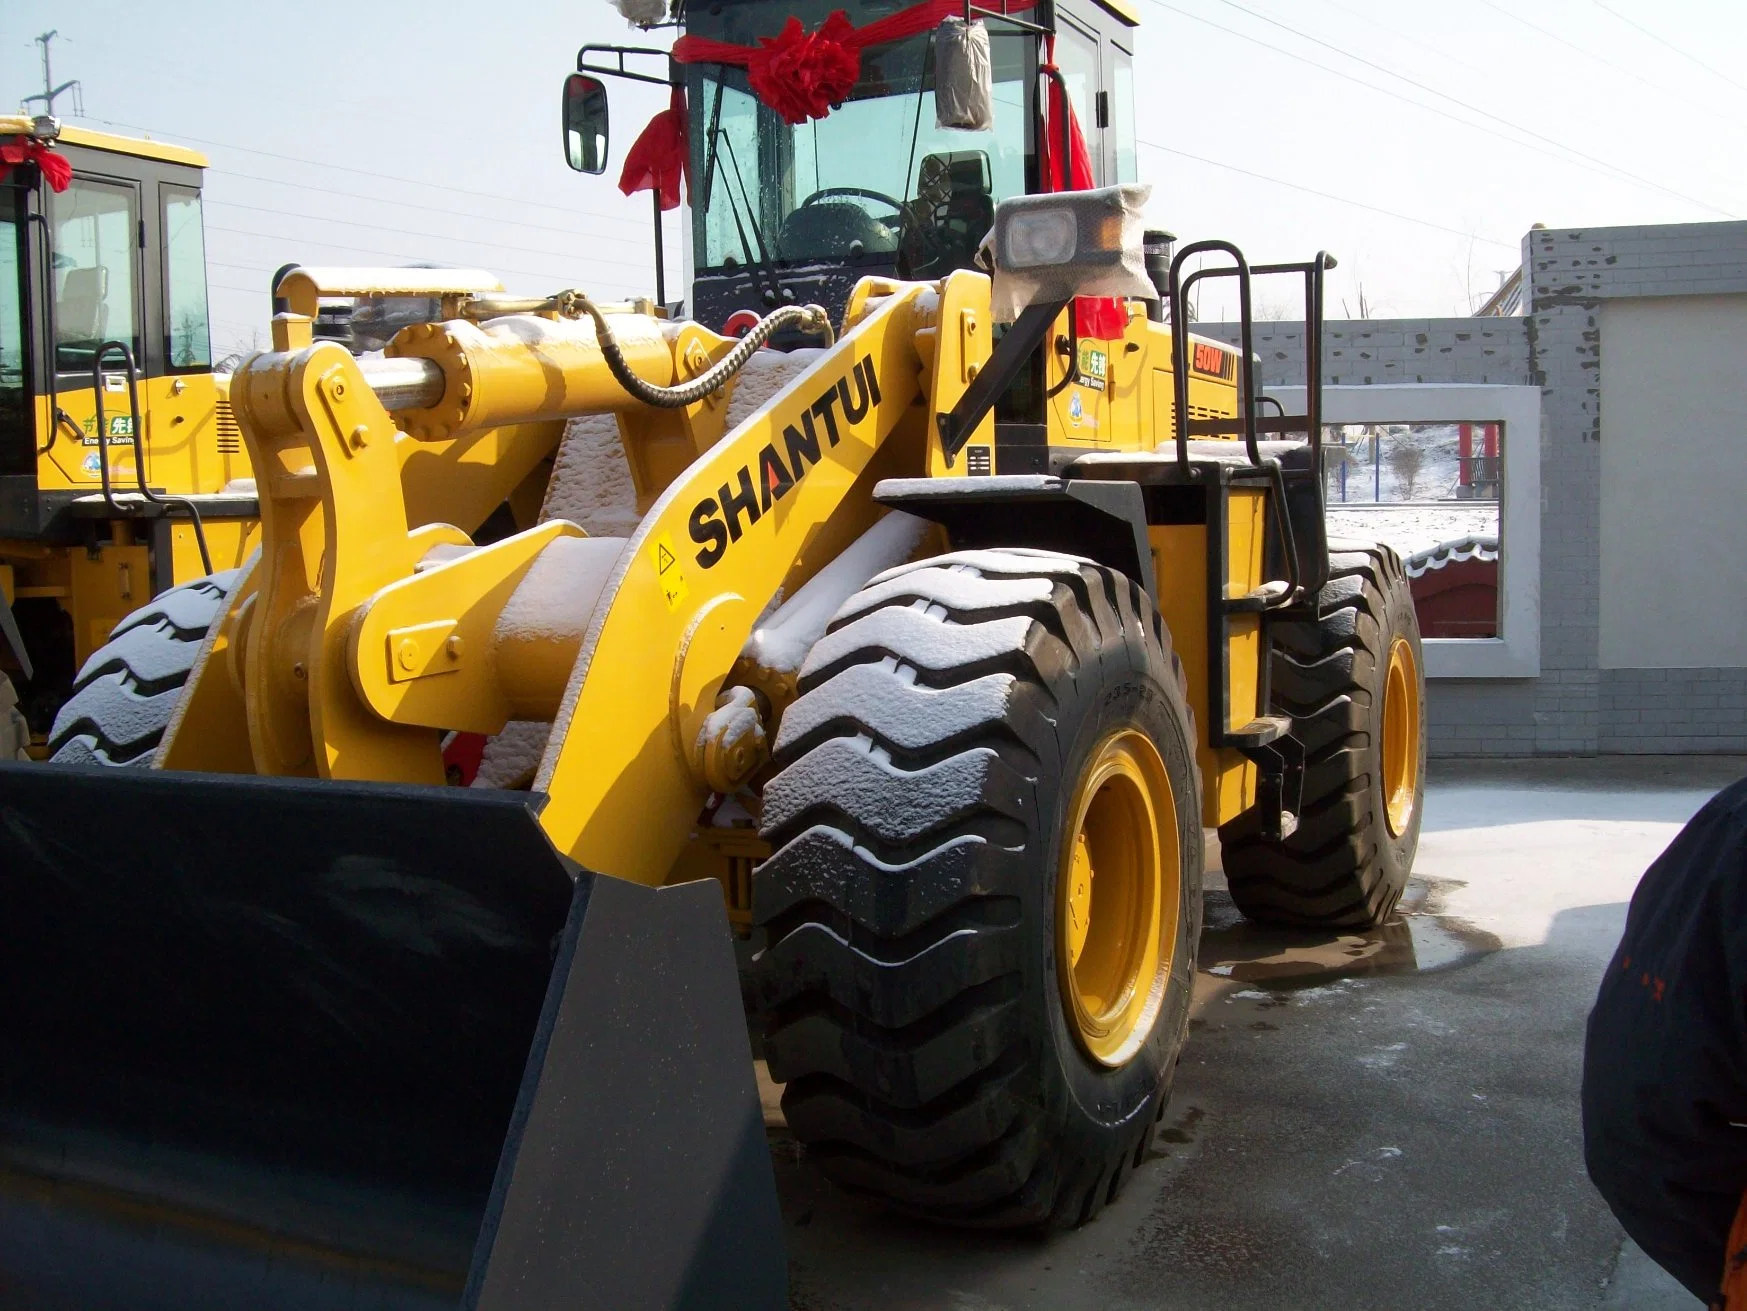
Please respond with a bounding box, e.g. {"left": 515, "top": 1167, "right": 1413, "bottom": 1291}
{"left": 801, "top": 186, "right": 906, "bottom": 215}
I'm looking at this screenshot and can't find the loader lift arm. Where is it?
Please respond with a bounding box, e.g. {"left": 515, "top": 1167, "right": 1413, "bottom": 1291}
{"left": 167, "top": 278, "right": 943, "bottom": 887}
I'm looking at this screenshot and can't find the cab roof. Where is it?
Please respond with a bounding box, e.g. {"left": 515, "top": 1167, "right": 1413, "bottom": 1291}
{"left": 0, "top": 115, "right": 208, "bottom": 169}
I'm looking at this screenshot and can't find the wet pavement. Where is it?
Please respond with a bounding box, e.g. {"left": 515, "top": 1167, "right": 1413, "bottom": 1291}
{"left": 767, "top": 757, "right": 1745, "bottom": 1309}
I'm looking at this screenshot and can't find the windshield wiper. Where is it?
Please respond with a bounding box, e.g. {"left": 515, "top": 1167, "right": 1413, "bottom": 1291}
{"left": 697, "top": 75, "right": 789, "bottom": 308}
{"left": 717, "top": 130, "right": 788, "bottom": 305}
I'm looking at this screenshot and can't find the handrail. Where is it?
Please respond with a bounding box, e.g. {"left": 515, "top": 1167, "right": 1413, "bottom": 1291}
{"left": 90, "top": 342, "right": 214, "bottom": 575}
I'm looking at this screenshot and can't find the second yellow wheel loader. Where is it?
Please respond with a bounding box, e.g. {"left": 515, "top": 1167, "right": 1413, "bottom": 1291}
{"left": 0, "top": 0, "right": 1425, "bottom": 1301}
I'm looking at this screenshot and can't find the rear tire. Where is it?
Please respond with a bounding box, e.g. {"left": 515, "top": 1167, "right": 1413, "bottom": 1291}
{"left": 1219, "top": 541, "right": 1424, "bottom": 928}
{"left": 752, "top": 548, "right": 1203, "bottom": 1228}
{"left": 47, "top": 571, "right": 239, "bottom": 767}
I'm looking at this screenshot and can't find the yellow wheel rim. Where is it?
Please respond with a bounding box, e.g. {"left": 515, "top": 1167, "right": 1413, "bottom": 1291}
{"left": 1057, "top": 730, "right": 1181, "bottom": 1067}
{"left": 1381, "top": 636, "right": 1420, "bottom": 838}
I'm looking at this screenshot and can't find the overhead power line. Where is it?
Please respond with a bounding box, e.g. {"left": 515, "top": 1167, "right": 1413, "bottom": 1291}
{"left": 1474, "top": 0, "right": 1716, "bottom": 112}
{"left": 202, "top": 256, "right": 642, "bottom": 291}
{"left": 80, "top": 115, "right": 656, "bottom": 231}
{"left": 204, "top": 197, "right": 649, "bottom": 257}
{"left": 1137, "top": 138, "right": 1518, "bottom": 249}
{"left": 205, "top": 170, "right": 654, "bottom": 242}
{"left": 1303, "top": 0, "right": 1491, "bottom": 80}
{"left": 1198, "top": 0, "right": 1738, "bottom": 218}
{"left": 1588, "top": 1, "right": 1747, "bottom": 97}
{"left": 1142, "top": 0, "right": 1738, "bottom": 219}
{"left": 203, "top": 221, "right": 614, "bottom": 289}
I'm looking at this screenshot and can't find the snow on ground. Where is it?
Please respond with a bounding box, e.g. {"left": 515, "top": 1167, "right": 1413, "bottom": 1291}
{"left": 1326, "top": 422, "right": 1481, "bottom": 503}
{"left": 1327, "top": 502, "right": 1499, "bottom": 559}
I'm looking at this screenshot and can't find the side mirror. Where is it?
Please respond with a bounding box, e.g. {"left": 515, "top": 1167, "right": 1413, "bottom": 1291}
{"left": 562, "top": 73, "right": 610, "bottom": 174}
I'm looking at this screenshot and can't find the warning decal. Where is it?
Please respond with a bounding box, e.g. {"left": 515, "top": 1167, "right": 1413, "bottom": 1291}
{"left": 653, "top": 532, "right": 689, "bottom": 610}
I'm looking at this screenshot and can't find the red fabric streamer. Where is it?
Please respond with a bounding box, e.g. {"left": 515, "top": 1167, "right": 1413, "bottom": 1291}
{"left": 0, "top": 138, "right": 72, "bottom": 192}
{"left": 619, "top": 84, "right": 691, "bottom": 211}
{"left": 1039, "top": 38, "right": 1129, "bottom": 341}
{"left": 670, "top": 0, "right": 1034, "bottom": 125}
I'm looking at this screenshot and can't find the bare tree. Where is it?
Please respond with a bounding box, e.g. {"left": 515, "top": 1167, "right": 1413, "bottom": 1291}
{"left": 1386, "top": 440, "right": 1427, "bottom": 501}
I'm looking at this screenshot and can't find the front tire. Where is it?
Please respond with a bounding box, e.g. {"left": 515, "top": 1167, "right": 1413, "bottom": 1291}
{"left": 47, "top": 571, "right": 239, "bottom": 767}
{"left": 1220, "top": 541, "right": 1424, "bottom": 928}
{"left": 752, "top": 548, "right": 1203, "bottom": 1227}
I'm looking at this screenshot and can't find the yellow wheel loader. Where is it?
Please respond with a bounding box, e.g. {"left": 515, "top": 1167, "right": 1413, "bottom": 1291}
{"left": 0, "top": 115, "right": 259, "bottom": 748}
{"left": 0, "top": 0, "right": 1425, "bottom": 1302}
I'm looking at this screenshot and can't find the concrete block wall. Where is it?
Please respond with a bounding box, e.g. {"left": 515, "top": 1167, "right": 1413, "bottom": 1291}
{"left": 1195, "top": 220, "right": 1747, "bottom": 756}
{"left": 1199, "top": 318, "right": 1530, "bottom": 389}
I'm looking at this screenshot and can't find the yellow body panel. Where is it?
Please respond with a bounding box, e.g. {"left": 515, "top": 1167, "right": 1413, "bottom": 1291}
{"left": 350, "top": 519, "right": 587, "bottom": 732}
{"left": 35, "top": 375, "right": 252, "bottom": 498}
{"left": 534, "top": 287, "right": 930, "bottom": 882}
{"left": 13, "top": 375, "right": 260, "bottom": 670}
{"left": 1224, "top": 488, "right": 1266, "bottom": 736}
{"left": 0, "top": 116, "right": 207, "bottom": 168}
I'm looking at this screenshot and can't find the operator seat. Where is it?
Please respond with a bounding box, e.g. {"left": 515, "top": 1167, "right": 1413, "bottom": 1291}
{"left": 57, "top": 266, "right": 109, "bottom": 350}
{"left": 899, "top": 150, "right": 994, "bottom": 280}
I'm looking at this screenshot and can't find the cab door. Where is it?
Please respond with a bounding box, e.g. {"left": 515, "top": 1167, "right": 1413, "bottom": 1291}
{"left": 42, "top": 169, "right": 149, "bottom": 491}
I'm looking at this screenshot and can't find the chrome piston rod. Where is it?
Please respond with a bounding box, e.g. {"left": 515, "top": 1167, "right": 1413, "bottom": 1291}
{"left": 357, "top": 355, "right": 445, "bottom": 412}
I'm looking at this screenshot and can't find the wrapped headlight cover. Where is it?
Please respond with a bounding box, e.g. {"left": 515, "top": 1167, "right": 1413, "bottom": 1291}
{"left": 990, "top": 183, "right": 1155, "bottom": 322}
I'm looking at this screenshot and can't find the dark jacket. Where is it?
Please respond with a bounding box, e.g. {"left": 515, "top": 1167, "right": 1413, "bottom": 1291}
{"left": 1584, "top": 776, "right": 1747, "bottom": 1301}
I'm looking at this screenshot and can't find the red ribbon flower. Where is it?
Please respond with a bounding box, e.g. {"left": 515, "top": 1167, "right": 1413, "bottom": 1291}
{"left": 745, "top": 12, "right": 862, "bottom": 125}
{"left": 0, "top": 138, "right": 72, "bottom": 192}
{"left": 669, "top": 0, "right": 1022, "bottom": 126}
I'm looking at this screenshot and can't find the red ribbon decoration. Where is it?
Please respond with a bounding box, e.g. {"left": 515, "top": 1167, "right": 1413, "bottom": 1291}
{"left": 670, "top": 0, "right": 1033, "bottom": 125}
{"left": 1039, "top": 37, "right": 1128, "bottom": 341}
{"left": 623, "top": 0, "right": 1037, "bottom": 202}
{"left": 618, "top": 84, "right": 691, "bottom": 211}
{"left": 0, "top": 138, "right": 72, "bottom": 192}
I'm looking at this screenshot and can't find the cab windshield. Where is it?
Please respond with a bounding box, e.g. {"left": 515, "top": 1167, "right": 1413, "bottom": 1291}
{"left": 687, "top": 0, "right": 1034, "bottom": 280}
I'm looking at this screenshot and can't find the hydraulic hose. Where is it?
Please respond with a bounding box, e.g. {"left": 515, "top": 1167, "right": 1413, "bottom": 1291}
{"left": 559, "top": 293, "right": 834, "bottom": 410}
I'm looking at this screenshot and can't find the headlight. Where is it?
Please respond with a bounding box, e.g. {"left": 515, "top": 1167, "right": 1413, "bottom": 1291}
{"left": 1003, "top": 208, "right": 1078, "bottom": 269}
{"left": 986, "top": 183, "right": 1156, "bottom": 323}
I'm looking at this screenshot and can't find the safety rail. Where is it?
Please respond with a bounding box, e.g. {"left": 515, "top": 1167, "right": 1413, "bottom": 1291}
{"left": 89, "top": 342, "right": 214, "bottom": 576}
{"left": 1166, "top": 242, "right": 1336, "bottom": 604}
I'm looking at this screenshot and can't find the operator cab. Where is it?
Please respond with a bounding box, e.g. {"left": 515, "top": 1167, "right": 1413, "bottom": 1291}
{"left": 566, "top": 0, "right": 1140, "bottom": 331}
{"left": 1, "top": 116, "right": 219, "bottom": 496}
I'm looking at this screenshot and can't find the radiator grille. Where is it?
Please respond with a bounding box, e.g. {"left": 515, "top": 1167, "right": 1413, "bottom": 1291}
{"left": 215, "top": 399, "right": 242, "bottom": 455}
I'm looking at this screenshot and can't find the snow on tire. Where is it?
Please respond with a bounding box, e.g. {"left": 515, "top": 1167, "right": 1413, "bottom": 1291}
{"left": 47, "top": 571, "right": 239, "bottom": 767}
{"left": 752, "top": 548, "right": 1203, "bottom": 1229}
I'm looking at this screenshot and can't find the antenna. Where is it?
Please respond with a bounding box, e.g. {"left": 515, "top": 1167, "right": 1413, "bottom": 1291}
{"left": 20, "top": 31, "right": 83, "bottom": 118}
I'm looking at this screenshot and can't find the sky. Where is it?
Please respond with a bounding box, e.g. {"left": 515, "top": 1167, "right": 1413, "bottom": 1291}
{"left": 7, "top": 0, "right": 1747, "bottom": 354}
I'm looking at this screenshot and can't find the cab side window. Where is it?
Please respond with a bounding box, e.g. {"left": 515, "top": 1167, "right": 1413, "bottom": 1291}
{"left": 1054, "top": 22, "right": 1103, "bottom": 186}
{"left": 1112, "top": 45, "right": 1136, "bottom": 184}
{"left": 50, "top": 177, "right": 139, "bottom": 374}
{"left": 161, "top": 187, "right": 211, "bottom": 371}
{"left": 0, "top": 203, "right": 29, "bottom": 474}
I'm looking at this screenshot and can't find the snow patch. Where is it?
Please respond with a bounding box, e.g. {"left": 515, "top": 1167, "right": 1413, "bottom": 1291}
{"left": 495, "top": 535, "right": 624, "bottom": 645}
{"left": 539, "top": 413, "right": 642, "bottom": 536}
{"left": 472, "top": 721, "right": 550, "bottom": 790}
{"left": 724, "top": 349, "right": 827, "bottom": 434}
{"left": 743, "top": 512, "right": 929, "bottom": 677}
{"left": 1327, "top": 503, "right": 1499, "bottom": 560}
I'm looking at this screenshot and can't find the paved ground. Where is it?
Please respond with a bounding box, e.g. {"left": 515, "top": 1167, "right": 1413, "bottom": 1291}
{"left": 766, "top": 757, "right": 1746, "bottom": 1310}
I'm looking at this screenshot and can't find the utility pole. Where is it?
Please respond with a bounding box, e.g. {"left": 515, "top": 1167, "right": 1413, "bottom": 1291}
{"left": 21, "top": 31, "right": 81, "bottom": 118}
